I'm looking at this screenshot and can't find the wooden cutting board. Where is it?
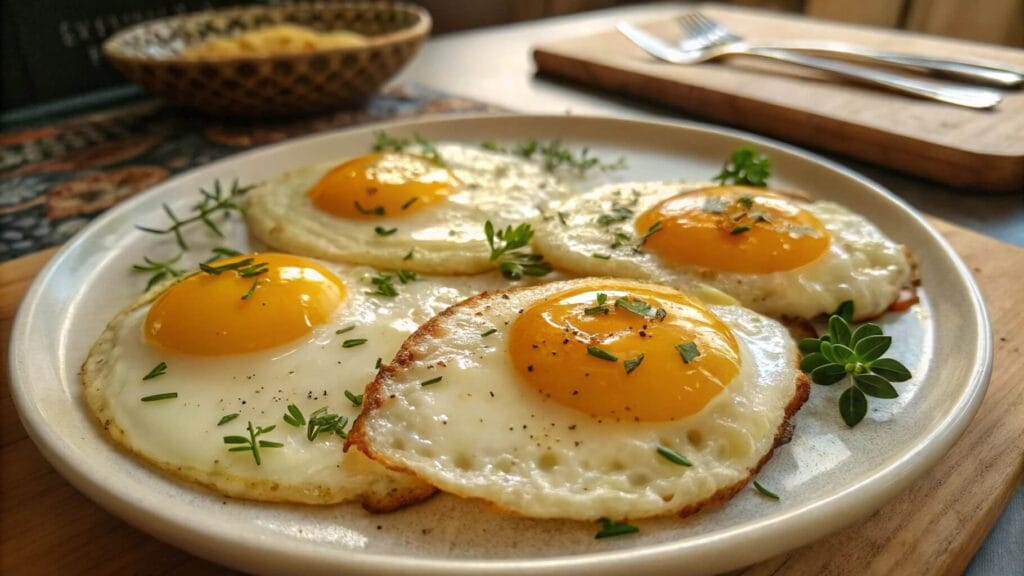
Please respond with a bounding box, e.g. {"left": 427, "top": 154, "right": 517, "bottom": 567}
{"left": 533, "top": 3, "right": 1024, "bottom": 193}
{"left": 1, "top": 217, "right": 1022, "bottom": 575}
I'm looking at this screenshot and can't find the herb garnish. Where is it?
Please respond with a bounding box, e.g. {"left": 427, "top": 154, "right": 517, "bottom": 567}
{"left": 638, "top": 221, "right": 663, "bottom": 245}
{"left": 345, "top": 390, "right": 364, "bottom": 407}
{"left": 597, "top": 206, "right": 634, "bottom": 226}
{"left": 484, "top": 221, "right": 552, "bottom": 280}
{"left": 403, "top": 249, "right": 414, "bottom": 261}
{"left": 133, "top": 255, "right": 184, "bottom": 291}
{"left": 401, "top": 197, "right": 418, "bottom": 210}
{"left": 730, "top": 224, "right": 752, "bottom": 236}
{"left": 307, "top": 408, "right": 349, "bottom": 441}
{"left": 367, "top": 273, "right": 399, "bottom": 297}
{"left": 595, "top": 518, "right": 639, "bottom": 539}
{"left": 372, "top": 130, "right": 409, "bottom": 152}
{"left": 241, "top": 279, "right": 259, "bottom": 300}
{"left": 224, "top": 421, "right": 283, "bottom": 465}
{"left": 141, "top": 392, "right": 178, "bottom": 402}
{"left": 218, "top": 413, "right": 240, "bottom": 426}
{"left": 205, "top": 246, "right": 243, "bottom": 262}
{"left": 283, "top": 404, "right": 306, "bottom": 427}
{"left": 587, "top": 346, "right": 618, "bottom": 362}
{"left": 656, "top": 445, "right": 693, "bottom": 467}
{"left": 375, "top": 226, "right": 398, "bottom": 236}
{"left": 421, "top": 376, "right": 443, "bottom": 386}
{"left": 481, "top": 328, "right": 498, "bottom": 337}
{"left": 714, "top": 147, "right": 771, "bottom": 187}
{"left": 614, "top": 297, "right": 656, "bottom": 318}
{"left": 675, "top": 342, "right": 701, "bottom": 364}
{"left": 375, "top": 357, "right": 383, "bottom": 368}
{"left": 143, "top": 361, "right": 168, "bottom": 381}
{"left": 413, "top": 133, "right": 444, "bottom": 165}
{"left": 481, "top": 139, "right": 626, "bottom": 176}
{"left": 354, "top": 201, "right": 385, "bottom": 216}
{"left": 623, "top": 354, "right": 645, "bottom": 374}
{"left": 753, "top": 480, "right": 780, "bottom": 500}
{"left": 199, "top": 257, "right": 253, "bottom": 275}
{"left": 397, "top": 269, "right": 419, "bottom": 284}
{"left": 342, "top": 338, "right": 368, "bottom": 348}
{"left": 336, "top": 325, "right": 356, "bottom": 335}
{"left": 798, "top": 301, "right": 911, "bottom": 427}
{"left": 136, "top": 180, "right": 250, "bottom": 250}
{"left": 592, "top": 253, "right": 612, "bottom": 260}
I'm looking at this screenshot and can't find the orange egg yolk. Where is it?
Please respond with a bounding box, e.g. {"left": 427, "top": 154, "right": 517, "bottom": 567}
{"left": 509, "top": 283, "right": 740, "bottom": 422}
{"left": 307, "top": 152, "right": 456, "bottom": 219}
{"left": 635, "top": 186, "right": 830, "bottom": 274}
{"left": 144, "top": 253, "right": 346, "bottom": 355}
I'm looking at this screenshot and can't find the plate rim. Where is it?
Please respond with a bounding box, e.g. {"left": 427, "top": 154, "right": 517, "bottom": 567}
{"left": 8, "top": 112, "right": 992, "bottom": 575}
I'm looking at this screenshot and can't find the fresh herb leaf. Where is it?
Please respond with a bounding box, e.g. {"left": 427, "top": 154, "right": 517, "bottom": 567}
{"left": 141, "top": 392, "right": 178, "bottom": 402}
{"left": 592, "top": 252, "right": 612, "bottom": 260}
{"left": 306, "top": 408, "right": 349, "bottom": 441}
{"left": 413, "top": 133, "right": 444, "bottom": 165}
{"left": 714, "top": 147, "right": 771, "bottom": 187}
{"left": 481, "top": 328, "right": 498, "bottom": 337}
{"left": 345, "top": 390, "right": 364, "bottom": 407}
{"left": 675, "top": 342, "right": 701, "bottom": 364}
{"left": 656, "top": 445, "right": 693, "bottom": 467}
{"left": 623, "top": 354, "right": 645, "bottom": 374}
{"left": 595, "top": 518, "right": 639, "bottom": 539}
{"left": 375, "top": 226, "right": 398, "bottom": 236}
{"left": 136, "top": 180, "right": 251, "bottom": 251}
{"left": 354, "top": 201, "right": 385, "bottom": 216}
{"left": 597, "top": 206, "right": 634, "bottom": 226}
{"left": 401, "top": 197, "right": 418, "bottom": 210}
{"left": 367, "top": 273, "right": 399, "bottom": 297}
{"left": 143, "top": 361, "right": 168, "bottom": 381}
{"left": 484, "top": 220, "right": 552, "bottom": 280}
{"left": 241, "top": 279, "right": 259, "bottom": 300}
{"left": 869, "top": 358, "right": 912, "bottom": 382}
{"left": 283, "top": 404, "right": 305, "bottom": 427}
{"left": 403, "top": 249, "right": 414, "bottom": 261}
{"left": 218, "top": 413, "right": 239, "bottom": 426}
{"left": 587, "top": 346, "right": 618, "bottom": 362}
{"left": 584, "top": 305, "right": 610, "bottom": 315}
{"left": 639, "top": 221, "right": 663, "bottom": 245}
{"left": 597, "top": 293, "right": 608, "bottom": 305}
{"left": 615, "top": 297, "right": 654, "bottom": 318}
{"left": 730, "top": 225, "right": 752, "bottom": 236}
{"left": 372, "top": 130, "right": 409, "bottom": 152}
{"left": 375, "top": 357, "right": 383, "bottom": 369}
{"left": 132, "top": 254, "right": 185, "bottom": 291}
{"left": 336, "top": 325, "right": 356, "bottom": 335}
{"left": 834, "top": 300, "right": 855, "bottom": 323}
{"left": 199, "top": 257, "right": 254, "bottom": 275}
{"left": 397, "top": 269, "right": 419, "bottom": 284}
{"left": 421, "top": 376, "right": 443, "bottom": 386}
{"left": 839, "top": 385, "right": 868, "bottom": 427}
{"left": 753, "top": 480, "right": 780, "bottom": 500}
{"left": 342, "top": 338, "right": 368, "bottom": 348}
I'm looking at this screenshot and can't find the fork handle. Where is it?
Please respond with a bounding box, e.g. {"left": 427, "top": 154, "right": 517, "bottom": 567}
{"left": 741, "top": 48, "right": 1002, "bottom": 109}
{"left": 743, "top": 41, "right": 1024, "bottom": 88}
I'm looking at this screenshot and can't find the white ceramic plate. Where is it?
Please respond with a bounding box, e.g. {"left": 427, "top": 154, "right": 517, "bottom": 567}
{"left": 9, "top": 115, "right": 990, "bottom": 575}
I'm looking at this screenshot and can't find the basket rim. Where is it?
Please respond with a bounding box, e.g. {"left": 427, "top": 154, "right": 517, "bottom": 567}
{"left": 102, "top": 1, "right": 431, "bottom": 66}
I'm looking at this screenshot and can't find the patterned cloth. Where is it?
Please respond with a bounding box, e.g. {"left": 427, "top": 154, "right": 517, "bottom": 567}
{"left": 0, "top": 84, "right": 500, "bottom": 262}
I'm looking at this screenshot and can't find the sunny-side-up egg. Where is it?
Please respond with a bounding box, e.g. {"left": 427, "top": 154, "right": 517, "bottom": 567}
{"left": 245, "top": 144, "right": 572, "bottom": 274}
{"left": 347, "top": 278, "right": 810, "bottom": 520}
{"left": 533, "top": 183, "right": 915, "bottom": 321}
{"left": 81, "top": 252, "right": 510, "bottom": 509}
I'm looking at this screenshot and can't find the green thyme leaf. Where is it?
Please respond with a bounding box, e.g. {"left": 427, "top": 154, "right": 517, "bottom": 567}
{"left": 595, "top": 518, "right": 639, "bottom": 539}
{"left": 830, "top": 343, "right": 855, "bottom": 364}
{"left": 854, "top": 373, "right": 899, "bottom": 398}
{"left": 367, "top": 273, "right": 399, "bottom": 297}
{"left": 401, "top": 197, "right": 419, "bottom": 210}
{"left": 354, "top": 201, "right": 385, "bottom": 216}
{"left": 753, "top": 480, "right": 780, "bottom": 500}
{"left": 853, "top": 334, "right": 891, "bottom": 362}
{"left": 656, "top": 445, "right": 693, "bottom": 467}
{"left": 849, "top": 323, "right": 883, "bottom": 347}
{"left": 839, "top": 386, "right": 868, "bottom": 427}
{"left": 800, "top": 352, "right": 830, "bottom": 373}
{"left": 421, "top": 376, "right": 443, "bottom": 386}
{"left": 374, "top": 226, "right": 398, "bottom": 237}
{"left": 584, "top": 305, "right": 610, "bottom": 315}
{"left": 283, "top": 404, "right": 305, "bottom": 427}
{"left": 730, "top": 225, "right": 752, "bottom": 236}
{"left": 372, "top": 130, "right": 409, "bottom": 152}
{"left": 336, "top": 325, "right": 356, "bottom": 335}
{"left": 133, "top": 254, "right": 185, "bottom": 291}
{"left": 481, "top": 328, "right": 498, "bottom": 337}
{"left": 143, "top": 361, "right": 167, "bottom": 381}
{"left": 345, "top": 390, "right": 364, "bottom": 407}
{"left": 597, "top": 206, "right": 634, "bottom": 226}
{"left": 828, "top": 315, "right": 852, "bottom": 347}
{"left": 623, "top": 354, "right": 644, "bottom": 374}
{"left": 218, "top": 413, "right": 240, "bottom": 426}
{"left": 675, "top": 342, "right": 700, "bottom": 364}
{"left": 810, "top": 363, "right": 847, "bottom": 385}
{"left": 397, "top": 269, "right": 419, "bottom": 284}
{"left": 342, "top": 338, "right": 368, "bottom": 348}
{"left": 413, "top": 133, "right": 444, "bottom": 165}
{"left": 375, "top": 357, "right": 383, "bottom": 369}
{"left": 834, "top": 300, "right": 855, "bottom": 323}
{"left": 592, "top": 253, "right": 612, "bottom": 260}
{"left": 615, "top": 297, "right": 654, "bottom": 318}
{"left": 306, "top": 408, "right": 349, "bottom": 441}
{"left": 141, "top": 392, "right": 178, "bottom": 402}
{"left": 587, "top": 346, "right": 618, "bottom": 362}
{"left": 869, "top": 358, "right": 912, "bottom": 382}
{"left": 136, "top": 179, "right": 251, "bottom": 251}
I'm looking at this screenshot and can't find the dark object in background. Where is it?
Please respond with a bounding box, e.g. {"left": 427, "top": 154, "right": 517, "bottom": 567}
{"left": 1, "top": 0, "right": 239, "bottom": 112}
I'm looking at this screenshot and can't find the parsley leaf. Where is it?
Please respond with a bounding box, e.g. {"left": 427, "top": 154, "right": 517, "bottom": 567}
{"left": 714, "top": 147, "right": 771, "bottom": 186}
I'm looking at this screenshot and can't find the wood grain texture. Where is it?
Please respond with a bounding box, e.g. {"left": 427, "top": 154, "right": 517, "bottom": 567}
{"left": 532, "top": 3, "right": 1024, "bottom": 192}
{"left": 1, "top": 218, "right": 1022, "bottom": 575}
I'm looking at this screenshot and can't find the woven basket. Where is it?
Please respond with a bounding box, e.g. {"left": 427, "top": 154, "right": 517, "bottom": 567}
{"left": 103, "top": 2, "right": 431, "bottom": 118}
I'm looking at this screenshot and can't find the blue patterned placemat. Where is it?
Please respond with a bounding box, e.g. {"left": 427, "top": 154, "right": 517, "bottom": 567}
{"left": 0, "top": 84, "right": 500, "bottom": 262}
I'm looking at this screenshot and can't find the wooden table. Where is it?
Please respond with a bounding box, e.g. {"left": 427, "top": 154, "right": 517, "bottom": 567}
{"left": 3, "top": 3, "right": 1023, "bottom": 574}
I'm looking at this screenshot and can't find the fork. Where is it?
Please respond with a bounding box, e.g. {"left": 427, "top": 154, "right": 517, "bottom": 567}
{"left": 677, "top": 12, "right": 1023, "bottom": 88}
{"left": 617, "top": 22, "right": 1003, "bottom": 109}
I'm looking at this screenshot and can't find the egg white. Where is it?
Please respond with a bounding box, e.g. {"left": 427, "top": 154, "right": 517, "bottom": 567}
{"left": 245, "top": 144, "right": 573, "bottom": 275}
{"left": 82, "top": 262, "right": 512, "bottom": 507}
{"left": 348, "top": 278, "right": 808, "bottom": 520}
{"left": 533, "top": 182, "right": 914, "bottom": 320}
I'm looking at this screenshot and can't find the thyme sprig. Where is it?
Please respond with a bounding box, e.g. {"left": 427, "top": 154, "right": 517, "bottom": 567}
{"left": 136, "top": 180, "right": 251, "bottom": 250}
{"left": 223, "top": 421, "right": 283, "bottom": 466}
{"left": 483, "top": 139, "right": 626, "bottom": 176}
{"left": 798, "top": 301, "right": 912, "bottom": 427}
{"left": 484, "top": 220, "right": 552, "bottom": 280}
{"left": 133, "top": 255, "right": 185, "bottom": 291}
{"left": 307, "top": 408, "right": 349, "bottom": 441}
{"left": 714, "top": 147, "right": 771, "bottom": 187}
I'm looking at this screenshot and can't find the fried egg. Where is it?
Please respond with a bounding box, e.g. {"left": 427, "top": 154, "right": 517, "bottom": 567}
{"left": 82, "top": 253, "right": 510, "bottom": 509}
{"left": 534, "top": 183, "right": 914, "bottom": 320}
{"left": 348, "top": 278, "right": 809, "bottom": 520}
{"left": 245, "top": 144, "right": 571, "bottom": 274}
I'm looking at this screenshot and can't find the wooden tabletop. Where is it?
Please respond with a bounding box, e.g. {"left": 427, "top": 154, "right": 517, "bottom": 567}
{"left": 3, "top": 3, "right": 1024, "bottom": 574}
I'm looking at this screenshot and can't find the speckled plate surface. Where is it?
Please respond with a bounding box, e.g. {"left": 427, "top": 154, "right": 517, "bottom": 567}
{"left": 8, "top": 115, "right": 990, "bottom": 575}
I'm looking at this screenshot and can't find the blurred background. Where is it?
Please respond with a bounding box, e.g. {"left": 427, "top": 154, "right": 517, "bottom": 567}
{"left": 3, "top": 0, "right": 1022, "bottom": 118}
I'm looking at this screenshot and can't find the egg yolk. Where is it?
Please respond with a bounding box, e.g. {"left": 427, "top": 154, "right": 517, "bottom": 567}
{"left": 509, "top": 283, "right": 740, "bottom": 422}
{"left": 635, "top": 186, "right": 830, "bottom": 274}
{"left": 307, "top": 152, "right": 456, "bottom": 219}
{"left": 144, "top": 253, "right": 346, "bottom": 355}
